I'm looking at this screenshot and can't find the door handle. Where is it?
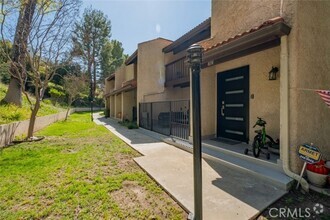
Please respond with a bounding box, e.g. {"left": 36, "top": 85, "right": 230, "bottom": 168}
{"left": 221, "top": 101, "right": 225, "bottom": 116}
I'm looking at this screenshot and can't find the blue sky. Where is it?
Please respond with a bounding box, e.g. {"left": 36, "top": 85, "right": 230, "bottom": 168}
{"left": 82, "top": 0, "right": 211, "bottom": 55}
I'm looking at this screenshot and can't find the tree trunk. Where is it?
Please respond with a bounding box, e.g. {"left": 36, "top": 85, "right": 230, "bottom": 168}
{"left": 1, "top": 78, "right": 22, "bottom": 106}
{"left": 65, "top": 97, "right": 73, "bottom": 121}
{"left": 1, "top": 0, "right": 37, "bottom": 106}
{"left": 65, "top": 107, "right": 71, "bottom": 121}
{"left": 27, "top": 99, "right": 40, "bottom": 139}
{"left": 93, "top": 60, "right": 97, "bottom": 95}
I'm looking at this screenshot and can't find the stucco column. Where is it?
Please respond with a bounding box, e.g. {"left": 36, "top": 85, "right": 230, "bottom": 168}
{"left": 279, "top": 35, "right": 309, "bottom": 191}
{"left": 114, "top": 95, "right": 117, "bottom": 119}
{"left": 109, "top": 96, "right": 111, "bottom": 117}
{"left": 280, "top": 36, "right": 289, "bottom": 162}
{"left": 121, "top": 92, "right": 124, "bottom": 121}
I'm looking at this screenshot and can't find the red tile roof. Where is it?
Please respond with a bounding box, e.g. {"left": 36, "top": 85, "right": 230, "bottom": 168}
{"left": 200, "top": 17, "right": 284, "bottom": 52}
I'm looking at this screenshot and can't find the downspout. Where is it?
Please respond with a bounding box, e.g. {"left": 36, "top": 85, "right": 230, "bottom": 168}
{"left": 280, "top": 35, "right": 309, "bottom": 191}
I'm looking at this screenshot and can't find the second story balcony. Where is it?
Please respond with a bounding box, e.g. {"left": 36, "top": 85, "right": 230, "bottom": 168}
{"left": 165, "top": 58, "right": 190, "bottom": 88}
{"left": 122, "top": 78, "right": 137, "bottom": 89}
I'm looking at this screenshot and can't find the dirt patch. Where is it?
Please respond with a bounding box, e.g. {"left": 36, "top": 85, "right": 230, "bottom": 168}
{"left": 111, "top": 180, "right": 187, "bottom": 219}
{"left": 114, "top": 153, "right": 141, "bottom": 173}
{"left": 111, "top": 181, "right": 149, "bottom": 209}
{"left": 257, "top": 189, "right": 330, "bottom": 220}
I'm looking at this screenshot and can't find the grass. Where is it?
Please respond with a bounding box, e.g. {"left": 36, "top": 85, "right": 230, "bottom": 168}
{"left": 0, "top": 83, "right": 64, "bottom": 125}
{"left": 0, "top": 112, "right": 186, "bottom": 219}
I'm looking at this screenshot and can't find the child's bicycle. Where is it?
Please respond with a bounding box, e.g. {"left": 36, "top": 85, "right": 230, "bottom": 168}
{"left": 244, "top": 117, "right": 280, "bottom": 160}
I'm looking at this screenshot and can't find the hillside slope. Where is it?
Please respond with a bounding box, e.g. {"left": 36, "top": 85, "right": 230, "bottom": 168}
{"left": 0, "top": 83, "right": 64, "bottom": 124}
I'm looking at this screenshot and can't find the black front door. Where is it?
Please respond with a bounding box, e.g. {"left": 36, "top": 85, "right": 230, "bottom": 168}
{"left": 217, "top": 66, "right": 249, "bottom": 142}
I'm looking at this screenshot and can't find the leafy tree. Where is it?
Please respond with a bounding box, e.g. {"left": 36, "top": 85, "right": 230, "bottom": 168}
{"left": 48, "top": 82, "right": 65, "bottom": 105}
{"left": 0, "top": 62, "right": 10, "bottom": 84}
{"left": 0, "top": 41, "right": 12, "bottom": 84}
{"left": 72, "top": 7, "right": 111, "bottom": 101}
{"left": 51, "top": 62, "right": 83, "bottom": 86}
{"left": 99, "top": 39, "right": 126, "bottom": 82}
{"left": 0, "top": 40, "right": 12, "bottom": 63}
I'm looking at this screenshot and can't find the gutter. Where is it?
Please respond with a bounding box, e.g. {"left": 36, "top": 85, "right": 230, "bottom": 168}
{"left": 280, "top": 35, "right": 309, "bottom": 191}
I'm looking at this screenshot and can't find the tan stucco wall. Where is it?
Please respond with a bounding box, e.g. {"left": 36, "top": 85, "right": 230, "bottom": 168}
{"left": 137, "top": 39, "right": 172, "bottom": 104}
{"left": 211, "top": 0, "right": 294, "bottom": 42}
{"left": 125, "top": 64, "right": 135, "bottom": 82}
{"left": 105, "top": 78, "right": 115, "bottom": 94}
{"left": 143, "top": 87, "right": 190, "bottom": 103}
{"left": 114, "top": 66, "right": 125, "bottom": 90}
{"left": 200, "top": 66, "right": 216, "bottom": 138}
{"left": 136, "top": 38, "right": 192, "bottom": 124}
{"left": 109, "top": 80, "right": 115, "bottom": 92}
{"left": 137, "top": 41, "right": 190, "bottom": 104}
{"left": 287, "top": 1, "right": 330, "bottom": 173}
{"left": 110, "top": 95, "right": 115, "bottom": 117}
{"left": 115, "top": 93, "right": 122, "bottom": 119}
{"left": 201, "top": 47, "right": 281, "bottom": 142}
{"left": 122, "top": 90, "right": 137, "bottom": 121}
{"left": 105, "top": 80, "right": 110, "bottom": 94}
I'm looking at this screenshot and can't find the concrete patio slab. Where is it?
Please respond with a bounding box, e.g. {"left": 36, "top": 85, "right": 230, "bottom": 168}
{"left": 94, "top": 115, "right": 287, "bottom": 220}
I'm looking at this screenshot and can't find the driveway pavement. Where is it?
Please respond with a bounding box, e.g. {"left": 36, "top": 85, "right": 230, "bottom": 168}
{"left": 94, "top": 114, "right": 287, "bottom": 220}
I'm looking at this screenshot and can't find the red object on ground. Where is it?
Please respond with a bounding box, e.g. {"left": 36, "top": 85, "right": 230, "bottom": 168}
{"left": 307, "top": 160, "right": 329, "bottom": 175}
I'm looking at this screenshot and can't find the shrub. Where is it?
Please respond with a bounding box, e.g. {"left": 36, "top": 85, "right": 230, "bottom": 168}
{"left": 118, "top": 120, "right": 138, "bottom": 129}
{"left": 0, "top": 63, "right": 10, "bottom": 84}
{"left": 42, "top": 99, "right": 53, "bottom": 105}
{"left": 127, "top": 122, "right": 138, "bottom": 129}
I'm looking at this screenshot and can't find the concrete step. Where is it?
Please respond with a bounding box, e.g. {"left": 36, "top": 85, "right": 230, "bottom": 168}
{"left": 203, "top": 141, "right": 281, "bottom": 171}
{"left": 164, "top": 138, "right": 294, "bottom": 191}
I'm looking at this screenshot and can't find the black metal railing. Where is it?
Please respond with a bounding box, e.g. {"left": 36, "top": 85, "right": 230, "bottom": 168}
{"left": 139, "top": 100, "right": 190, "bottom": 140}
{"left": 165, "top": 58, "right": 190, "bottom": 87}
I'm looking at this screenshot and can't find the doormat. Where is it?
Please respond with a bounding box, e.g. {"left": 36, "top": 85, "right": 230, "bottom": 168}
{"left": 211, "top": 137, "right": 241, "bottom": 145}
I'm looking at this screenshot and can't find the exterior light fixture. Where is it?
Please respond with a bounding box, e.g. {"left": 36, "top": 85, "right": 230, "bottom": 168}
{"left": 269, "top": 66, "right": 279, "bottom": 80}
{"left": 187, "top": 43, "right": 203, "bottom": 220}
{"left": 187, "top": 44, "right": 203, "bottom": 67}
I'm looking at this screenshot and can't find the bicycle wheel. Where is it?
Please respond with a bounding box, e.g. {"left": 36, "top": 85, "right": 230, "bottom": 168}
{"left": 252, "top": 136, "right": 262, "bottom": 158}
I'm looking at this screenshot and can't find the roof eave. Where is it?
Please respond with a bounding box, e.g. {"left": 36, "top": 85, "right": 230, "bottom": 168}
{"left": 125, "top": 50, "right": 138, "bottom": 65}
{"left": 163, "top": 18, "right": 211, "bottom": 54}
{"left": 202, "top": 22, "right": 291, "bottom": 67}
{"left": 106, "top": 74, "right": 115, "bottom": 81}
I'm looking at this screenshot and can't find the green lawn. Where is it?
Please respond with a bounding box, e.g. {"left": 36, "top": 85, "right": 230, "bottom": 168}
{"left": 0, "top": 83, "right": 64, "bottom": 124}
{"left": 0, "top": 112, "right": 186, "bottom": 219}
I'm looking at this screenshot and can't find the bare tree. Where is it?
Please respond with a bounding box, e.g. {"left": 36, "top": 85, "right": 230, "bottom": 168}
{"left": 26, "top": 0, "right": 81, "bottom": 138}
{"left": 63, "top": 73, "right": 88, "bottom": 120}
{"left": 1, "top": 0, "right": 81, "bottom": 139}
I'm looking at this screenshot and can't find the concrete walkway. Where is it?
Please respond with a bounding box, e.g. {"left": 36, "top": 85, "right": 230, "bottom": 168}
{"left": 94, "top": 115, "right": 287, "bottom": 220}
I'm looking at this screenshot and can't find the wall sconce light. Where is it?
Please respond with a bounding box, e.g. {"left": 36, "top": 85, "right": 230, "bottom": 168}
{"left": 269, "top": 66, "right": 279, "bottom": 80}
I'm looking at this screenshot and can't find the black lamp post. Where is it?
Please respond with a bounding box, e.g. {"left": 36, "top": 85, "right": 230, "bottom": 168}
{"left": 187, "top": 44, "right": 203, "bottom": 220}
{"left": 90, "top": 76, "right": 94, "bottom": 122}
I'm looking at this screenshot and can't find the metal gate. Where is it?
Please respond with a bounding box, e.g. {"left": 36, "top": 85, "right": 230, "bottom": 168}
{"left": 139, "top": 100, "right": 190, "bottom": 140}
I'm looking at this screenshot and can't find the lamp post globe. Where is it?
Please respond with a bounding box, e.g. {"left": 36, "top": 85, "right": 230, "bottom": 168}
{"left": 187, "top": 44, "right": 203, "bottom": 67}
